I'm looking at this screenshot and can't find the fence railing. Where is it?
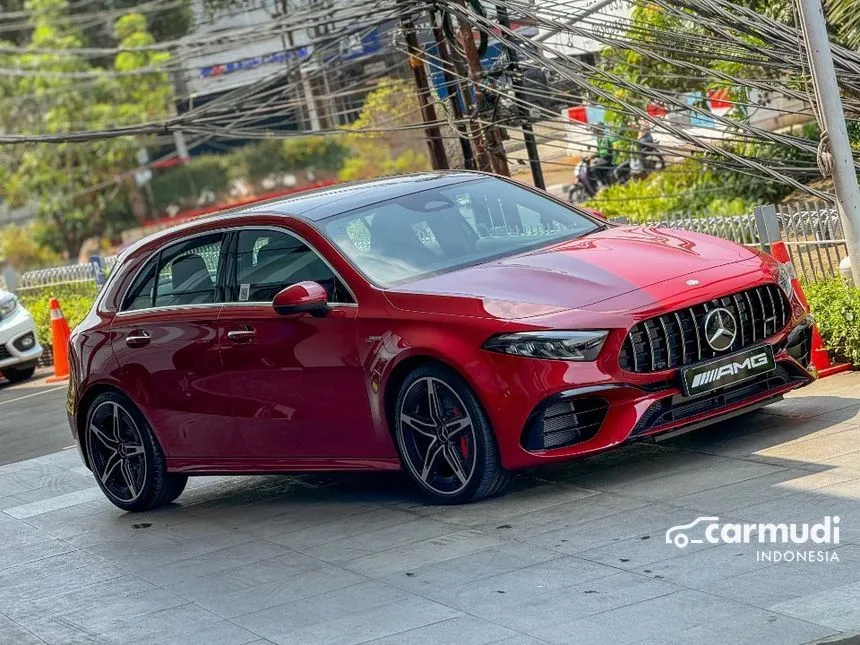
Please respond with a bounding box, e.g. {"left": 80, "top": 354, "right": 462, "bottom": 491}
{"left": 17, "top": 255, "right": 118, "bottom": 291}
{"left": 615, "top": 200, "right": 849, "bottom": 281}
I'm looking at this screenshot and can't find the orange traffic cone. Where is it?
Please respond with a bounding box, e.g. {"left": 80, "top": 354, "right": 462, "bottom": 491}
{"left": 46, "top": 298, "right": 71, "bottom": 383}
{"left": 769, "top": 242, "right": 851, "bottom": 377}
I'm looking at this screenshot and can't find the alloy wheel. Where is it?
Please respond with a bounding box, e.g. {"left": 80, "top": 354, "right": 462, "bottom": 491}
{"left": 88, "top": 401, "right": 147, "bottom": 503}
{"left": 398, "top": 376, "right": 478, "bottom": 496}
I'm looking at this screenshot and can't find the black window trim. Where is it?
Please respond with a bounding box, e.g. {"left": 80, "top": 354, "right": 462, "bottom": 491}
{"left": 116, "top": 229, "right": 229, "bottom": 316}
{"left": 223, "top": 225, "right": 358, "bottom": 307}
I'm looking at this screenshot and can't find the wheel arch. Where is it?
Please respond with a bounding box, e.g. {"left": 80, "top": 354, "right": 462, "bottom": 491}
{"left": 75, "top": 381, "right": 158, "bottom": 468}
{"left": 381, "top": 352, "right": 489, "bottom": 441}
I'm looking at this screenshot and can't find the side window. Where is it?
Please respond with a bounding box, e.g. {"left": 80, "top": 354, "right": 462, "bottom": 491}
{"left": 121, "top": 258, "right": 157, "bottom": 312}
{"left": 153, "top": 234, "right": 223, "bottom": 307}
{"left": 233, "top": 229, "right": 354, "bottom": 303}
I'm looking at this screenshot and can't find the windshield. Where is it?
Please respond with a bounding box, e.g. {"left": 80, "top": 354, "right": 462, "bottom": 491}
{"left": 321, "top": 178, "right": 600, "bottom": 287}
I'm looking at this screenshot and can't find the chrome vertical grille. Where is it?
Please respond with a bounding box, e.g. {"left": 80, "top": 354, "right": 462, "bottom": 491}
{"left": 619, "top": 284, "right": 790, "bottom": 373}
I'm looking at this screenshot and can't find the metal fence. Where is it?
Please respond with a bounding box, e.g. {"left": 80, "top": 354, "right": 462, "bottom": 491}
{"left": 619, "top": 200, "right": 849, "bottom": 280}
{"left": 17, "top": 255, "right": 118, "bottom": 291}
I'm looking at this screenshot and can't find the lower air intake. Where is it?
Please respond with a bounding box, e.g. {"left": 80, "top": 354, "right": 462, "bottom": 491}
{"left": 522, "top": 396, "right": 609, "bottom": 451}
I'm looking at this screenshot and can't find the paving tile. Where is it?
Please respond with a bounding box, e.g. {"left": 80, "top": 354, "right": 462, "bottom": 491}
{"left": 267, "top": 506, "right": 420, "bottom": 549}
{"left": 380, "top": 542, "right": 563, "bottom": 594}
{"left": 170, "top": 559, "right": 365, "bottom": 619}
{"left": 406, "top": 481, "right": 599, "bottom": 528}
{"left": 232, "top": 580, "right": 412, "bottom": 639}
{"left": 647, "top": 609, "right": 839, "bottom": 645}
{"left": 563, "top": 452, "right": 786, "bottom": 502}
{"left": 263, "top": 596, "right": 460, "bottom": 645}
{"left": 520, "top": 502, "right": 693, "bottom": 555}
{"left": 702, "top": 545, "right": 860, "bottom": 608}
{"left": 471, "top": 492, "right": 648, "bottom": 540}
{"left": 771, "top": 581, "right": 860, "bottom": 631}
{"left": 340, "top": 529, "right": 504, "bottom": 578}
{"left": 91, "top": 604, "right": 253, "bottom": 644}
{"left": 668, "top": 468, "right": 857, "bottom": 514}
{"left": 0, "top": 613, "right": 46, "bottom": 645}
{"left": 4, "top": 574, "right": 155, "bottom": 622}
{"left": 427, "top": 556, "right": 671, "bottom": 632}
{"left": 138, "top": 539, "right": 293, "bottom": 586}
{"left": 621, "top": 541, "right": 776, "bottom": 588}
{"left": 297, "top": 517, "right": 456, "bottom": 563}
{"left": 528, "top": 588, "right": 754, "bottom": 644}
{"left": 362, "top": 615, "right": 517, "bottom": 644}
{"left": 3, "top": 487, "right": 106, "bottom": 519}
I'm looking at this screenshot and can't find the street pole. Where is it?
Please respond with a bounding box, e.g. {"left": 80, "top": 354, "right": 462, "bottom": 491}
{"left": 496, "top": 4, "right": 545, "bottom": 191}
{"left": 797, "top": 0, "right": 860, "bottom": 285}
{"left": 430, "top": 10, "right": 475, "bottom": 170}
{"left": 401, "top": 4, "right": 450, "bottom": 170}
{"left": 452, "top": 0, "right": 510, "bottom": 176}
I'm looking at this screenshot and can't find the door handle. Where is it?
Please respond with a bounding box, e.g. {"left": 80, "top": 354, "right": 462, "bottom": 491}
{"left": 125, "top": 331, "right": 151, "bottom": 347}
{"left": 227, "top": 328, "right": 256, "bottom": 343}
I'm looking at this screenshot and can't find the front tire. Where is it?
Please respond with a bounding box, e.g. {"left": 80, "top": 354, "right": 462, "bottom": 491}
{"left": 1, "top": 365, "right": 36, "bottom": 383}
{"left": 85, "top": 392, "right": 187, "bottom": 512}
{"left": 394, "top": 365, "right": 512, "bottom": 504}
{"left": 568, "top": 185, "right": 587, "bottom": 203}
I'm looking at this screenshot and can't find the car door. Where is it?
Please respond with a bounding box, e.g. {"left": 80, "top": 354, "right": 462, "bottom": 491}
{"left": 218, "top": 226, "right": 379, "bottom": 459}
{"left": 110, "top": 232, "right": 244, "bottom": 460}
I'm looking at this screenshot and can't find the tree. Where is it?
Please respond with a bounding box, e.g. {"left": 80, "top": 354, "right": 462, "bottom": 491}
{"left": 338, "top": 78, "right": 431, "bottom": 182}
{"left": 0, "top": 0, "right": 173, "bottom": 258}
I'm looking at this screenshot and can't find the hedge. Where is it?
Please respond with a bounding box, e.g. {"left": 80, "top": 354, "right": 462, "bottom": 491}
{"left": 804, "top": 278, "right": 860, "bottom": 366}
{"left": 18, "top": 282, "right": 99, "bottom": 353}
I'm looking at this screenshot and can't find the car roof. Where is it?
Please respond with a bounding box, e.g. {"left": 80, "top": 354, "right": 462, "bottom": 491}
{"left": 242, "top": 171, "right": 483, "bottom": 221}
{"left": 118, "top": 171, "right": 487, "bottom": 260}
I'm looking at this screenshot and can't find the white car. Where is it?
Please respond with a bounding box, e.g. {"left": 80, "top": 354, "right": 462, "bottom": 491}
{"left": 0, "top": 289, "right": 42, "bottom": 383}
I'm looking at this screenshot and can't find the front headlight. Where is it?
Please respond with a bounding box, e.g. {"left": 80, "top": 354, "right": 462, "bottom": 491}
{"left": 0, "top": 295, "right": 17, "bottom": 318}
{"left": 482, "top": 330, "right": 609, "bottom": 361}
{"left": 777, "top": 261, "right": 795, "bottom": 299}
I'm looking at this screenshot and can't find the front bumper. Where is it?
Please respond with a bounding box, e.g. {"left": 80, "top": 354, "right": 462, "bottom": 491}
{"left": 0, "top": 306, "right": 43, "bottom": 371}
{"left": 486, "top": 316, "right": 815, "bottom": 471}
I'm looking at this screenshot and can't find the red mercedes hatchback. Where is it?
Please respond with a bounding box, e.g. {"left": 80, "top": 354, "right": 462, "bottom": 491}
{"left": 68, "top": 172, "right": 815, "bottom": 510}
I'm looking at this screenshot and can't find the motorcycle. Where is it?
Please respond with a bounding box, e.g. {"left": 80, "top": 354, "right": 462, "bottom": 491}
{"left": 567, "top": 134, "right": 666, "bottom": 204}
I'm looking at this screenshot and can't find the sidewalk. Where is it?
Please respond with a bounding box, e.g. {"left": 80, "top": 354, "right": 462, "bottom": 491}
{"left": 2, "top": 373, "right": 860, "bottom": 644}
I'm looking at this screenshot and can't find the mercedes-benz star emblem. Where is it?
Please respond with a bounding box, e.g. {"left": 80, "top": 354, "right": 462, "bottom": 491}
{"left": 703, "top": 307, "right": 738, "bottom": 352}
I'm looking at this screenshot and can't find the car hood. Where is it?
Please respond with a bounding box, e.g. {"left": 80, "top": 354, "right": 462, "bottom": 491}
{"left": 385, "top": 226, "right": 760, "bottom": 318}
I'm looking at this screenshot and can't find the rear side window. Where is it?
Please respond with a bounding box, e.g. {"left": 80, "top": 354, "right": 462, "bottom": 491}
{"left": 120, "top": 233, "right": 225, "bottom": 311}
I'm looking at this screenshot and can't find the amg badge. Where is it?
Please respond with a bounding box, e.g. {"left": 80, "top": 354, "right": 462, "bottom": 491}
{"left": 681, "top": 345, "right": 776, "bottom": 396}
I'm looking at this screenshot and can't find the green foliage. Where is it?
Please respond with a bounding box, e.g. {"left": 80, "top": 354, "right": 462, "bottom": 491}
{"left": 0, "top": 0, "right": 173, "bottom": 258}
{"left": 0, "top": 224, "right": 62, "bottom": 270}
{"left": 18, "top": 281, "right": 98, "bottom": 350}
{"left": 804, "top": 278, "right": 860, "bottom": 365}
{"left": 339, "top": 78, "right": 430, "bottom": 181}
{"left": 582, "top": 158, "right": 794, "bottom": 220}
{"left": 149, "top": 136, "right": 349, "bottom": 210}
{"left": 230, "top": 136, "right": 349, "bottom": 182}
{"left": 150, "top": 156, "right": 231, "bottom": 211}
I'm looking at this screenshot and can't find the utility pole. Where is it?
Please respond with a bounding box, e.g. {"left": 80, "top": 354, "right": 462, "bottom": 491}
{"left": 452, "top": 0, "right": 510, "bottom": 176}
{"left": 797, "top": 0, "right": 860, "bottom": 285}
{"left": 496, "top": 4, "right": 545, "bottom": 190}
{"left": 400, "top": 3, "right": 449, "bottom": 170}
{"left": 430, "top": 10, "right": 475, "bottom": 170}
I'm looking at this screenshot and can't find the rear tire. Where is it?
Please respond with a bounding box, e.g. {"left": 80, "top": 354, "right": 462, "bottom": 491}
{"left": 1, "top": 365, "right": 36, "bottom": 383}
{"left": 393, "top": 364, "right": 512, "bottom": 504}
{"left": 84, "top": 392, "right": 187, "bottom": 512}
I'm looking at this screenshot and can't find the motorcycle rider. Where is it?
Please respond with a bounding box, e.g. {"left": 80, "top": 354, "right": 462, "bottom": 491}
{"left": 591, "top": 123, "right": 617, "bottom": 187}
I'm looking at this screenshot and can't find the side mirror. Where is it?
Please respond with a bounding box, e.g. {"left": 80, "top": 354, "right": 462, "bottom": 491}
{"left": 272, "top": 281, "right": 329, "bottom": 317}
